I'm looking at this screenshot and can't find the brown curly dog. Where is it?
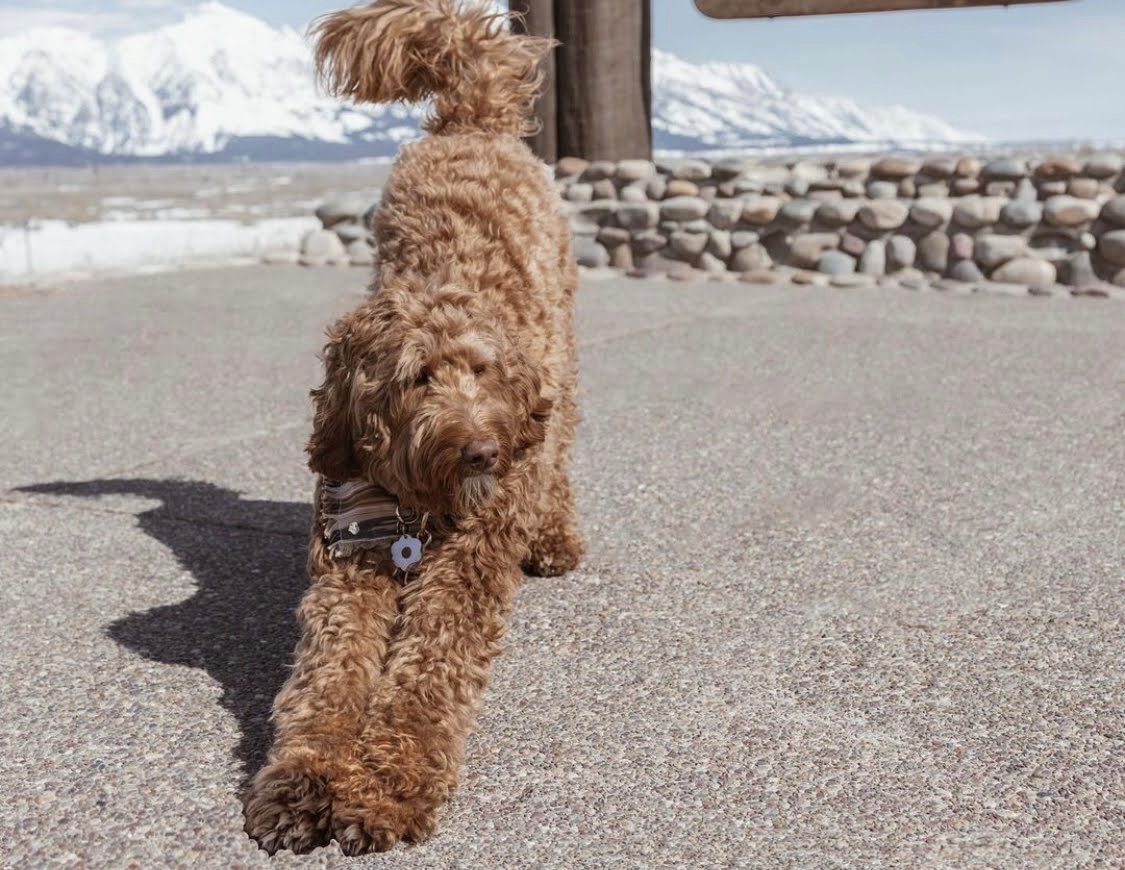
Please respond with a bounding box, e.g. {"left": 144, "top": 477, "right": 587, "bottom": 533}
{"left": 241, "top": 0, "right": 582, "bottom": 856}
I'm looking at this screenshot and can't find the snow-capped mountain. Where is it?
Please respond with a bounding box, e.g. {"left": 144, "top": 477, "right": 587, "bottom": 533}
{"left": 0, "top": 2, "right": 425, "bottom": 164}
{"left": 652, "top": 49, "right": 977, "bottom": 151}
{"left": 0, "top": 2, "right": 981, "bottom": 165}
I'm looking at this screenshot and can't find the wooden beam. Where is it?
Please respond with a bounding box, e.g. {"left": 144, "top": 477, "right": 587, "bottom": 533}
{"left": 696, "top": 0, "right": 1069, "bottom": 18}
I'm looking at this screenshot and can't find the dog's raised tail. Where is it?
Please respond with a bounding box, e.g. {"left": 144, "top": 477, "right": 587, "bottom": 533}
{"left": 312, "top": 0, "right": 553, "bottom": 138}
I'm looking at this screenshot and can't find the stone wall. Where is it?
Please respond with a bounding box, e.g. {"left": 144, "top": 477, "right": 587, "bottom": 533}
{"left": 557, "top": 153, "right": 1125, "bottom": 296}
{"left": 295, "top": 151, "right": 1125, "bottom": 297}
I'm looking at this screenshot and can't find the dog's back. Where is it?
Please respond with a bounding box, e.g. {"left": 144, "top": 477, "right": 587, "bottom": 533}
{"left": 313, "top": 0, "right": 573, "bottom": 347}
{"left": 376, "top": 133, "right": 570, "bottom": 346}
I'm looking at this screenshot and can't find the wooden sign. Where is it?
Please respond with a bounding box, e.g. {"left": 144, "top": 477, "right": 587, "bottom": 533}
{"left": 696, "top": 0, "right": 1069, "bottom": 18}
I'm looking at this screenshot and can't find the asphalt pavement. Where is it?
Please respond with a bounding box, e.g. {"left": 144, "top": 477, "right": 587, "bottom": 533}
{"left": 1, "top": 266, "right": 1123, "bottom": 868}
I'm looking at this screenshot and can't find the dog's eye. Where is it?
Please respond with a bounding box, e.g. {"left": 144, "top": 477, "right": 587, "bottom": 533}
{"left": 472, "top": 363, "right": 487, "bottom": 376}
{"left": 415, "top": 370, "right": 430, "bottom": 386}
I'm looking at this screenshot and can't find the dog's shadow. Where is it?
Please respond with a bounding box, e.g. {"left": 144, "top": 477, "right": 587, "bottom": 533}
{"left": 19, "top": 478, "right": 310, "bottom": 782}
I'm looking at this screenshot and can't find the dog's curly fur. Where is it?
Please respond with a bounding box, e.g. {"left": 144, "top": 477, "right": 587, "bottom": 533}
{"left": 242, "top": 0, "right": 582, "bottom": 856}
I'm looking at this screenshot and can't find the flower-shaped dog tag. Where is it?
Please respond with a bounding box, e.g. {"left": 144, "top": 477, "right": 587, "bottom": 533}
{"left": 391, "top": 535, "right": 423, "bottom": 572}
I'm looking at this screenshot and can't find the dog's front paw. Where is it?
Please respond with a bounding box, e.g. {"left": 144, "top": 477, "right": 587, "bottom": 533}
{"left": 331, "top": 791, "right": 440, "bottom": 855}
{"left": 243, "top": 759, "right": 335, "bottom": 855}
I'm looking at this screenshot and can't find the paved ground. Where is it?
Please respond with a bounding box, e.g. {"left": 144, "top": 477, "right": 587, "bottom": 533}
{"left": 1, "top": 266, "right": 1123, "bottom": 868}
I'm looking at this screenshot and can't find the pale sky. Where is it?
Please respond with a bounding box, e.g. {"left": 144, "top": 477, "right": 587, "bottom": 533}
{"left": 1, "top": 0, "right": 1121, "bottom": 142}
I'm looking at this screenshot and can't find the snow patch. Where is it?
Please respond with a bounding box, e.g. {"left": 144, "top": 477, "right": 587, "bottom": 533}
{"left": 0, "top": 216, "right": 317, "bottom": 281}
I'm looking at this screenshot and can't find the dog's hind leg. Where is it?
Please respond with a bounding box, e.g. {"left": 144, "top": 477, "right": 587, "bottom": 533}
{"left": 242, "top": 554, "right": 398, "bottom": 855}
{"left": 522, "top": 464, "right": 584, "bottom": 576}
{"left": 520, "top": 217, "right": 585, "bottom": 577}
{"left": 524, "top": 308, "right": 584, "bottom": 579}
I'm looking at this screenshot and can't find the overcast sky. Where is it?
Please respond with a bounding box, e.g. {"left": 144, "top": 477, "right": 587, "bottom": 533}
{"left": 1, "top": 0, "right": 1121, "bottom": 142}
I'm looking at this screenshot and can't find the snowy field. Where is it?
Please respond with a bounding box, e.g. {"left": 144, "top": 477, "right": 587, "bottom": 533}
{"left": 0, "top": 216, "right": 318, "bottom": 281}
{"left": 0, "top": 161, "right": 389, "bottom": 283}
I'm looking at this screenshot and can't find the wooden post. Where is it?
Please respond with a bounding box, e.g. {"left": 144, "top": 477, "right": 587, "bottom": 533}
{"left": 510, "top": 0, "right": 558, "bottom": 163}
{"left": 515, "top": 0, "right": 652, "bottom": 162}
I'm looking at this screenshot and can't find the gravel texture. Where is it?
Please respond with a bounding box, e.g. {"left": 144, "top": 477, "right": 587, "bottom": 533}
{"left": 2, "top": 267, "right": 1123, "bottom": 868}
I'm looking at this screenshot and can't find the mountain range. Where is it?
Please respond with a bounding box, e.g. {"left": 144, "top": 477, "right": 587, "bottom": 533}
{"left": 0, "top": 2, "right": 982, "bottom": 166}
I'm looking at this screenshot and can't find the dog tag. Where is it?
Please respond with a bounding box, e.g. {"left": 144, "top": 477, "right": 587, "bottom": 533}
{"left": 391, "top": 535, "right": 424, "bottom": 572}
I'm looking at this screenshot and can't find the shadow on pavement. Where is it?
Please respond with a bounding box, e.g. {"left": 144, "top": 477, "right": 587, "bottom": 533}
{"left": 18, "top": 479, "right": 310, "bottom": 782}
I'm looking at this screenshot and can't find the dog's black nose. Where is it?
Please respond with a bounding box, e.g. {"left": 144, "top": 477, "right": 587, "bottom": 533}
{"left": 461, "top": 438, "right": 499, "bottom": 472}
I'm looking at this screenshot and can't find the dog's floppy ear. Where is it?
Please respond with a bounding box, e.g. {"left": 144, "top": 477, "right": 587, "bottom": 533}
{"left": 518, "top": 391, "right": 554, "bottom": 452}
{"left": 307, "top": 317, "right": 361, "bottom": 480}
{"left": 509, "top": 347, "right": 553, "bottom": 452}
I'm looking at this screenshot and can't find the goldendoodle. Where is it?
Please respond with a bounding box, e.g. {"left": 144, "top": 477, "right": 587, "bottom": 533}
{"left": 242, "top": 0, "right": 583, "bottom": 856}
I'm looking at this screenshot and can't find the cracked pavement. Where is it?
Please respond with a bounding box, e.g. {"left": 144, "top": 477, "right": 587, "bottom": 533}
{"left": 2, "top": 266, "right": 1123, "bottom": 868}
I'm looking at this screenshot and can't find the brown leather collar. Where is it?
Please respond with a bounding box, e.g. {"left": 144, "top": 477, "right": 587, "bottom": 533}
{"left": 319, "top": 476, "right": 444, "bottom": 570}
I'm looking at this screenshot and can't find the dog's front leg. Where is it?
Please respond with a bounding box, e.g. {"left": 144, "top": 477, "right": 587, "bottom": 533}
{"left": 243, "top": 561, "right": 398, "bottom": 855}
{"left": 329, "top": 547, "right": 522, "bottom": 854}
